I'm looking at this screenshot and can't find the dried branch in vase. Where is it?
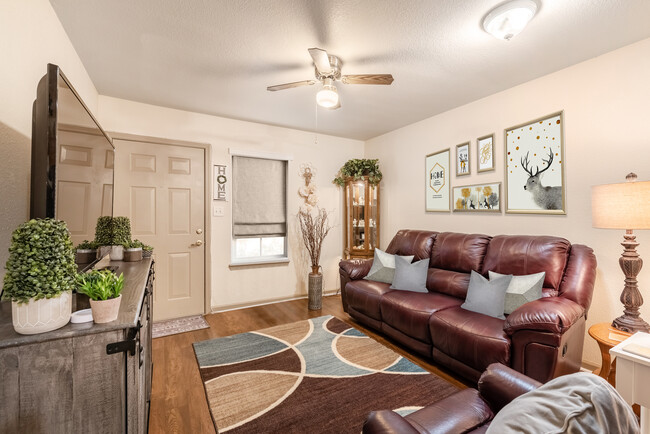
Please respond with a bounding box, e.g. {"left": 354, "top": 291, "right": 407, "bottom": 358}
{"left": 297, "top": 162, "right": 332, "bottom": 273}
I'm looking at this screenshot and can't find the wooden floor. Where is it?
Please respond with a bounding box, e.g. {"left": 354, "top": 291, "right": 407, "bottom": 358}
{"left": 148, "top": 295, "right": 469, "bottom": 434}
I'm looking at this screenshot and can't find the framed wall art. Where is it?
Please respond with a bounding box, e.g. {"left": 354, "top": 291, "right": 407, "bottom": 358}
{"left": 505, "top": 111, "right": 565, "bottom": 214}
{"left": 456, "top": 142, "right": 470, "bottom": 176}
{"left": 477, "top": 134, "right": 495, "bottom": 173}
{"left": 425, "top": 148, "right": 450, "bottom": 212}
{"left": 452, "top": 182, "right": 501, "bottom": 212}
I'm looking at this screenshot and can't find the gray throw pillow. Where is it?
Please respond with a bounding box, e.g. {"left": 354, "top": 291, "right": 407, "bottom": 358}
{"left": 489, "top": 271, "right": 545, "bottom": 315}
{"left": 461, "top": 271, "right": 513, "bottom": 319}
{"left": 364, "top": 248, "right": 414, "bottom": 284}
{"left": 389, "top": 255, "right": 429, "bottom": 293}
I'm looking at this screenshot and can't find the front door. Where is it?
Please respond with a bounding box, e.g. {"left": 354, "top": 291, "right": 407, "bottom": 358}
{"left": 113, "top": 138, "right": 205, "bottom": 321}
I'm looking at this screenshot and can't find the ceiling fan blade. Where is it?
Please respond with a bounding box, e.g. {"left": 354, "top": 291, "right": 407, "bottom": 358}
{"left": 308, "top": 47, "right": 332, "bottom": 75}
{"left": 267, "top": 80, "right": 317, "bottom": 92}
{"left": 341, "top": 74, "right": 394, "bottom": 85}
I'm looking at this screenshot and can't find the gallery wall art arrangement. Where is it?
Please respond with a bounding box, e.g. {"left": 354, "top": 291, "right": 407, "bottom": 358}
{"left": 425, "top": 111, "right": 565, "bottom": 216}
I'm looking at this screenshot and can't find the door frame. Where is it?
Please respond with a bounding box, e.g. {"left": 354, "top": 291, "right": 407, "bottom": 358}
{"left": 110, "top": 132, "right": 212, "bottom": 315}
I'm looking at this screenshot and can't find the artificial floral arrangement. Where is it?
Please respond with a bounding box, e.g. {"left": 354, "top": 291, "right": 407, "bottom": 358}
{"left": 332, "top": 158, "right": 382, "bottom": 186}
{"left": 297, "top": 163, "right": 332, "bottom": 274}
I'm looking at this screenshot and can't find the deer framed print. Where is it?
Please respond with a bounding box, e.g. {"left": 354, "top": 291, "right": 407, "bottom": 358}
{"left": 425, "top": 148, "right": 451, "bottom": 212}
{"left": 477, "top": 134, "right": 495, "bottom": 173}
{"left": 453, "top": 182, "right": 501, "bottom": 212}
{"left": 456, "top": 142, "right": 470, "bottom": 176}
{"left": 505, "top": 111, "right": 566, "bottom": 214}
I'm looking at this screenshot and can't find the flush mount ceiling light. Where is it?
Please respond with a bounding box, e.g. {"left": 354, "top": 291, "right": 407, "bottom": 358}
{"left": 316, "top": 78, "right": 339, "bottom": 109}
{"left": 483, "top": 0, "right": 538, "bottom": 41}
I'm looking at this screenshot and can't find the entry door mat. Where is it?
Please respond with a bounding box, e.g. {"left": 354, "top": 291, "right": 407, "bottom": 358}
{"left": 192, "top": 315, "right": 458, "bottom": 433}
{"left": 152, "top": 315, "right": 209, "bottom": 339}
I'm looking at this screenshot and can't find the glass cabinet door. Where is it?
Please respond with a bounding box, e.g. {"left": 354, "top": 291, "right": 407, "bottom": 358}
{"left": 344, "top": 177, "right": 379, "bottom": 259}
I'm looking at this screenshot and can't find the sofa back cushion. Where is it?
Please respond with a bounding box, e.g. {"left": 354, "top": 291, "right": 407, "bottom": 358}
{"left": 427, "top": 233, "right": 492, "bottom": 298}
{"left": 430, "top": 232, "right": 492, "bottom": 272}
{"left": 385, "top": 230, "right": 437, "bottom": 261}
{"left": 482, "top": 235, "right": 571, "bottom": 295}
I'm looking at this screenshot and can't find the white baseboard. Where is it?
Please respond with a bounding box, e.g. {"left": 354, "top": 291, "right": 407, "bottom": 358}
{"left": 211, "top": 291, "right": 339, "bottom": 313}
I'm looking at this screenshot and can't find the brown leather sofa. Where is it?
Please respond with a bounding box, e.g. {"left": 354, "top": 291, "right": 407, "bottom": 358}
{"left": 362, "top": 363, "right": 541, "bottom": 433}
{"left": 339, "top": 230, "right": 597, "bottom": 383}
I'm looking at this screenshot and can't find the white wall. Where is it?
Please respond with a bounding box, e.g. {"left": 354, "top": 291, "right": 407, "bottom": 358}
{"left": 97, "top": 96, "right": 364, "bottom": 310}
{"left": 365, "top": 37, "right": 650, "bottom": 366}
{"left": 0, "top": 0, "right": 98, "bottom": 280}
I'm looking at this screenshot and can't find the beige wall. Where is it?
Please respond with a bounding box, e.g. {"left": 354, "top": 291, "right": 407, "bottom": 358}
{"left": 365, "top": 37, "right": 650, "bottom": 366}
{"left": 0, "top": 0, "right": 98, "bottom": 280}
{"left": 97, "top": 96, "right": 364, "bottom": 310}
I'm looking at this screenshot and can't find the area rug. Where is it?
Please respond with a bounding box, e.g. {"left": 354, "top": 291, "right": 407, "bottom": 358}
{"left": 152, "top": 315, "right": 209, "bottom": 338}
{"left": 193, "top": 315, "right": 458, "bottom": 433}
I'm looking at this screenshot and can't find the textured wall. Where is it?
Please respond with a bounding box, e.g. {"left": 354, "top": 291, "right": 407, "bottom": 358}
{"left": 365, "top": 37, "right": 650, "bottom": 366}
{"left": 0, "top": 0, "right": 98, "bottom": 282}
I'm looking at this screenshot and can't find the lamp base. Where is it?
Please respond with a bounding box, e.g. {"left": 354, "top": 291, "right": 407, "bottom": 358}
{"left": 612, "top": 315, "right": 650, "bottom": 334}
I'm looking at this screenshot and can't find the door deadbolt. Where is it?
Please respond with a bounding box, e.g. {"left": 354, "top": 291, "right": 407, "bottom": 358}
{"left": 196, "top": 228, "right": 203, "bottom": 234}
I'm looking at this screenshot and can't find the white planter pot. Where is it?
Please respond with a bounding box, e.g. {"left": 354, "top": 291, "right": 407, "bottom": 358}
{"left": 12, "top": 290, "right": 72, "bottom": 335}
{"left": 109, "top": 245, "right": 124, "bottom": 261}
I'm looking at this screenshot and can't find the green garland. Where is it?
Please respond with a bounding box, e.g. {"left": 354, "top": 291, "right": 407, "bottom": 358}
{"left": 333, "top": 159, "right": 382, "bottom": 186}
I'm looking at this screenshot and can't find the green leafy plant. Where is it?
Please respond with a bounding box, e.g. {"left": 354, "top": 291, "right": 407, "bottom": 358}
{"left": 94, "top": 216, "right": 132, "bottom": 246}
{"left": 75, "top": 240, "right": 98, "bottom": 251}
{"left": 333, "top": 159, "right": 382, "bottom": 186}
{"left": 2, "top": 219, "right": 77, "bottom": 304}
{"left": 142, "top": 243, "right": 153, "bottom": 252}
{"left": 76, "top": 269, "right": 125, "bottom": 301}
{"left": 123, "top": 240, "right": 143, "bottom": 249}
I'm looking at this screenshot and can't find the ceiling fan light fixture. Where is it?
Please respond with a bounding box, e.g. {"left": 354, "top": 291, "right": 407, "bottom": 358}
{"left": 316, "top": 78, "right": 339, "bottom": 108}
{"left": 483, "top": 0, "right": 538, "bottom": 41}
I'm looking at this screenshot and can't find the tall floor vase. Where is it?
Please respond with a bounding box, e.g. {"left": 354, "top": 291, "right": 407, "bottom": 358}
{"left": 308, "top": 266, "right": 323, "bottom": 310}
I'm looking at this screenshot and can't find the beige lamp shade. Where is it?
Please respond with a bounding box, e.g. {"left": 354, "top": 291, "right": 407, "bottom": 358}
{"left": 592, "top": 179, "right": 650, "bottom": 229}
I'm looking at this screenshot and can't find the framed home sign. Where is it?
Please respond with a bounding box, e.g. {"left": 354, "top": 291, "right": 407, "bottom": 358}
{"left": 453, "top": 182, "right": 501, "bottom": 212}
{"left": 425, "top": 148, "right": 450, "bottom": 212}
{"left": 456, "top": 142, "right": 470, "bottom": 176}
{"left": 477, "top": 134, "right": 495, "bottom": 173}
{"left": 505, "top": 111, "right": 565, "bottom": 214}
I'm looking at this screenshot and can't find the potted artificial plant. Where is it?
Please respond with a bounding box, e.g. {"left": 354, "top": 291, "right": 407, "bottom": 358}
{"left": 74, "top": 239, "right": 98, "bottom": 264}
{"left": 94, "top": 216, "right": 132, "bottom": 261}
{"left": 142, "top": 243, "right": 154, "bottom": 258}
{"left": 123, "top": 240, "right": 143, "bottom": 262}
{"left": 2, "top": 219, "right": 76, "bottom": 334}
{"left": 76, "top": 269, "right": 125, "bottom": 323}
{"left": 332, "top": 158, "right": 383, "bottom": 186}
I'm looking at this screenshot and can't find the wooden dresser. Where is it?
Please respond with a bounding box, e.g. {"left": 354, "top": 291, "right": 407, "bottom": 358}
{"left": 0, "top": 258, "right": 154, "bottom": 434}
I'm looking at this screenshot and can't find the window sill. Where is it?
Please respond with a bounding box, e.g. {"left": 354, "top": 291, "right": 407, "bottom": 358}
{"left": 229, "top": 257, "right": 290, "bottom": 268}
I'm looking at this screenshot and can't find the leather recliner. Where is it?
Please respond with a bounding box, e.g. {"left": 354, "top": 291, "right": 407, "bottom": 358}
{"left": 339, "top": 230, "right": 597, "bottom": 383}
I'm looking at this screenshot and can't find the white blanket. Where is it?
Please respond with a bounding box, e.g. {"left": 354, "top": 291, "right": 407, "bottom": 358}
{"left": 486, "top": 372, "right": 639, "bottom": 434}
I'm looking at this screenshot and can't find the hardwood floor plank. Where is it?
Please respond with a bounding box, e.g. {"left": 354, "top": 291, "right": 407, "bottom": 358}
{"left": 148, "top": 295, "right": 468, "bottom": 433}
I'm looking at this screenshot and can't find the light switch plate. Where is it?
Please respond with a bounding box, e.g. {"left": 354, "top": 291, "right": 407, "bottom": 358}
{"left": 213, "top": 204, "right": 225, "bottom": 217}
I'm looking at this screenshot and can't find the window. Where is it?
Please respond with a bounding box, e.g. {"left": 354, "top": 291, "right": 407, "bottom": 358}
{"left": 231, "top": 155, "right": 288, "bottom": 264}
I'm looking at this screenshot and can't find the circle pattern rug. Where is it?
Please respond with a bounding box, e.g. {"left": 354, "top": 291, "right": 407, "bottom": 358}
{"left": 192, "top": 315, "right": 458, "bottom": 433}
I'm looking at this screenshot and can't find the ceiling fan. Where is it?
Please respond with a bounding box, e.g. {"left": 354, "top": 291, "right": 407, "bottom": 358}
{"left": 266, "top": 48, "right": 394, "bottom": 110}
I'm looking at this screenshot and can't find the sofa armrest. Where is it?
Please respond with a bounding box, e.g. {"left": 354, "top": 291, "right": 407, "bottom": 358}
{"left": 362, "top": 410, "right": 420, "bottom": 434}
{"left": 478, "top": 363, "right": 542, "bottom": 413}
{"left": 504, "top": 297, "right": 584, "bottom": 335}
{"left": 339, "top": 258, "right": 373, "bottom": 280}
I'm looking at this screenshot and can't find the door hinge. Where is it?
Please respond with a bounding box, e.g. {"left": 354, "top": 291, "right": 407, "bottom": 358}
{"left": 106, "top": 326, "right": 139, "bottom": 355}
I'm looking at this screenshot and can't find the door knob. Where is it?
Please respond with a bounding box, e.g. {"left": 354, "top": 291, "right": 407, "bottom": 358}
{"left": 196, "top": 228, "right": 203, "bottom": 234}
{"left": 196, "top": 240, "right": 203, "bottom": 246}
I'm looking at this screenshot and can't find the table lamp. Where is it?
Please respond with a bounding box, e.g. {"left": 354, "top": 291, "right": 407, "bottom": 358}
{"left": 592, "top": 173, "right": 650, "bottom": 333}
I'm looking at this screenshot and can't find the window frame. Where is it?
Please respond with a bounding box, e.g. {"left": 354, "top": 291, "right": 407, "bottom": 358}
{"left": 229, "top": 149, "right": 292, "bottom": 266}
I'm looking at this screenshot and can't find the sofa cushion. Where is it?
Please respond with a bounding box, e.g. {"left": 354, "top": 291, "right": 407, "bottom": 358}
{"left": 426, "top": 268, "right": 471, "bottom": 299}
{"left": 382, "top": 291, "right": 463, "bottom": 344}
{"left": 461, "top": 271, "right": 513, "bottom": 320}
{"left": 385, "top": 229, "right": 438, "bottom": 261}
{"left": 364, "top": 248, "right": 414, "bottom": 284}
{"left": 430, "top": 232, "right": 492, "bottom": 273}
{"left": 345, "top": 280, "right": 393, "bottom": 321}
{"left": 390, "top": 256, "right": 429, "bottom": 292}
{"left": 482, "top": 236, "right": 570, "bottom": 295}
{"left": 429, "top": 306, "right": 510, "bottom": 373}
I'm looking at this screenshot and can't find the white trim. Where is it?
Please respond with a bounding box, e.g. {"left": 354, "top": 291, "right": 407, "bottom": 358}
{"left": 211, "top": 292, "right": 339, "bottom": 313}
{"left": 229, "top": 148, "right": 293, "bottom": 161}
{"left": 229, "top": 257, "right": 290, "bottom": 267}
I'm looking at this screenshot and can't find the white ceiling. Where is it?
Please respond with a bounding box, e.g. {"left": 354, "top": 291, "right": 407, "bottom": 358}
{"left": 50, "top": 0, "right": 650, "bottom": 141}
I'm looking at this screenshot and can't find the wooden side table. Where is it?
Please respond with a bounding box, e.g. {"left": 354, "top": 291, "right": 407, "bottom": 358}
{"left": 588, "top": 322, "right": 632, "bottom": 387}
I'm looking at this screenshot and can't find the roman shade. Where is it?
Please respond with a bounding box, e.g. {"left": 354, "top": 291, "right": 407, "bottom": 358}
{"left": 232, "top": 156, "right": 287, "bottom": 237}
